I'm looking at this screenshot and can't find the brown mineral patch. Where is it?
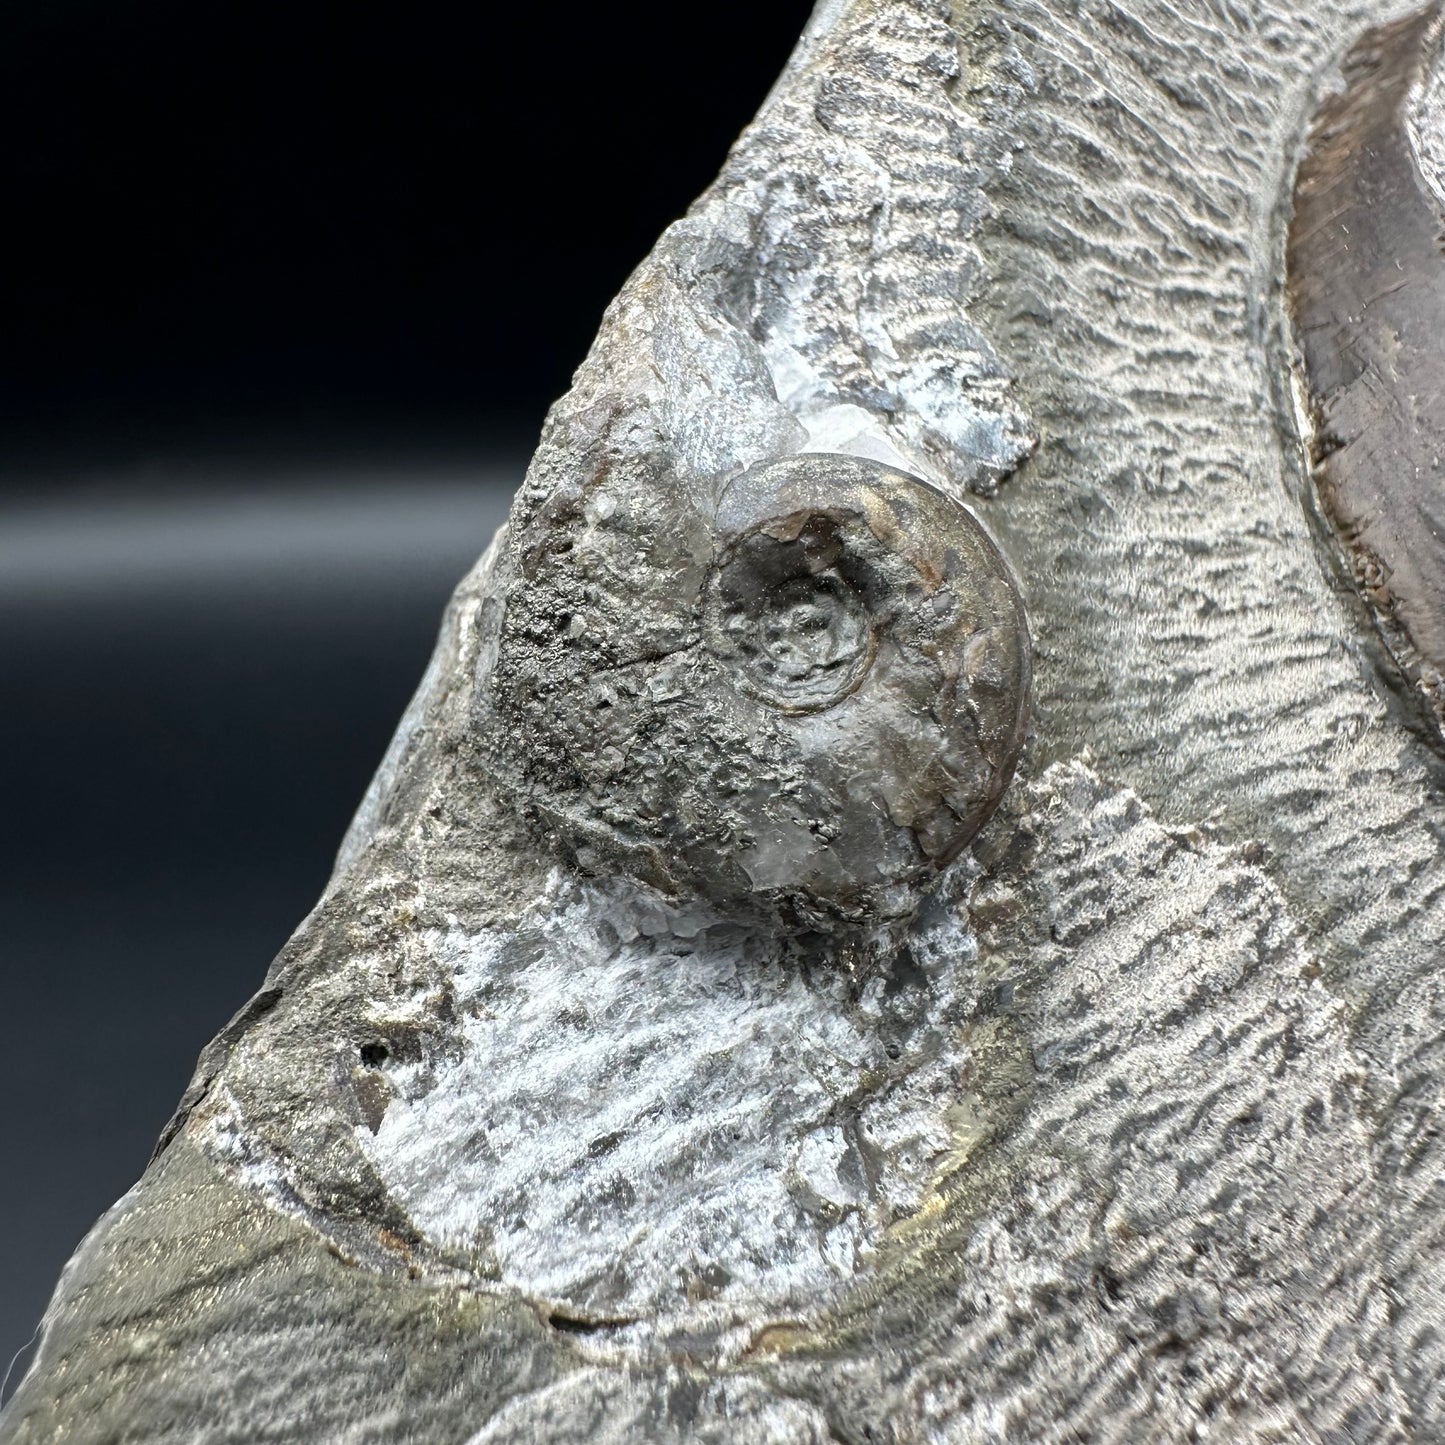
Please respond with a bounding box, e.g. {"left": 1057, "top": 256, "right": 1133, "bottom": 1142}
{"left": 1288, "top": 5, "right": 1445, "bottom": 735}
{"left": 742, "top": 1320, "right": 814, "bottom": 1357}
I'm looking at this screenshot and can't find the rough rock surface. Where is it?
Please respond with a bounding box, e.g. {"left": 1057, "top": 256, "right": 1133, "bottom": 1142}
{"left": 8, "top": 1, "right": 1445, "bottom": 1441}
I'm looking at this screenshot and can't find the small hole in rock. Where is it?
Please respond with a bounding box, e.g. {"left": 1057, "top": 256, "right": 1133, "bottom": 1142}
{"left": 360, "top": 1042, "right": 390, "bottom": 1069}
{"left": 547, "top": 1311, "right": 614, "bottom": 1335}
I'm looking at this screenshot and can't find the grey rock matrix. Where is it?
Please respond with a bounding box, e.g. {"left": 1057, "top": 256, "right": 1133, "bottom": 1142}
{"left": 7, "top": 1, "right": 1445, "bottom": 1440}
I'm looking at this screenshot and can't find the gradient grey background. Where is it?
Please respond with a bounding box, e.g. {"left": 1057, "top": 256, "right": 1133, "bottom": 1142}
{"left": 1, "top": 0, "right": 814, "bottom": 1384}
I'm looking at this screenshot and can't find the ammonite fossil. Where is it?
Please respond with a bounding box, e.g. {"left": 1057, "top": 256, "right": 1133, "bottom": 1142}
{"left": 495, "top": 452, "right": 1031, "bottom": 932}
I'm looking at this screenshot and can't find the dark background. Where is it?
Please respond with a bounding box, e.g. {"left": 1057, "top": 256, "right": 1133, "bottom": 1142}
{"left": 0, "top": 0, "right": 814, "bottom": 1384}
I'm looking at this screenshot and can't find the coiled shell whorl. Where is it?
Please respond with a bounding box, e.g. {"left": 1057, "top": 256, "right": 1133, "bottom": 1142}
{"left": 493, "top": 452, "right": 1031, "bottom": 933}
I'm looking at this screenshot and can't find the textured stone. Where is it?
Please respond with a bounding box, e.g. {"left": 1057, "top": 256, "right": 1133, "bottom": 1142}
{"left": 9, "top": 1, "right": 1445, "bottom": 1441}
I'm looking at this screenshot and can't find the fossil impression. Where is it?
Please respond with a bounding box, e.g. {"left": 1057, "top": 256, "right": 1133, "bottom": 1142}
{"left": 10, "top": 1, "right": 1445, "bottom": 1442}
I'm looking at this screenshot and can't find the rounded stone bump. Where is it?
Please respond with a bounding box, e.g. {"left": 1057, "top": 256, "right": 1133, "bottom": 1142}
{"left": 496, "top": 452, "right": 1032, "bottom": 932}
{"left": 703, "top": 511, "right": 879, "bottom": 714}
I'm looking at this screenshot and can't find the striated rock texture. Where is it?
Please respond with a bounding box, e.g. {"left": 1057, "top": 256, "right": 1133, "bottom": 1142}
{"left": 9, "top": 1, "right": 1445, "bottom": 1441}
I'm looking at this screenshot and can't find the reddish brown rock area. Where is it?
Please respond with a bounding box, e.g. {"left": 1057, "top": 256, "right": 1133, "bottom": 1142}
{"left": 1288, "top": 5, "right": 1445, "bottom": 735}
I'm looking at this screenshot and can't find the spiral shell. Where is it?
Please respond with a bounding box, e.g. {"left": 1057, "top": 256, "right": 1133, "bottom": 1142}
{"left": 495, "top": 453, "right": 1031, "bottom": 931}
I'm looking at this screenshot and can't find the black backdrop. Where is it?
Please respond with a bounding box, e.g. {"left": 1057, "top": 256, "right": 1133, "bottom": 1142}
{"left": 0, "top": 0, "right": 814, "bottom": 1381}
{"left": 0, "top": 0, "right": 815, "bottom": 467}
